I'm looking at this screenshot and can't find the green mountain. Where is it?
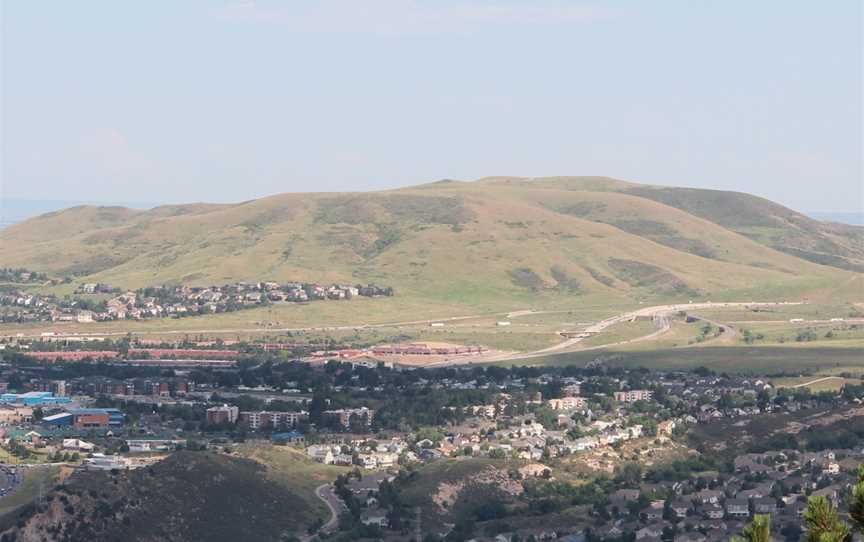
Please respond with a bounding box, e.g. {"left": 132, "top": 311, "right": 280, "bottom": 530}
{"left": 1, "top": 177, "right": 861, "bottom": 313}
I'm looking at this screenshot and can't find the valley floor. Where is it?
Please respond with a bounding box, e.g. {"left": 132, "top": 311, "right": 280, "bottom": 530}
{"left": 3, "top": 299, "right": 861, "bottom": 375}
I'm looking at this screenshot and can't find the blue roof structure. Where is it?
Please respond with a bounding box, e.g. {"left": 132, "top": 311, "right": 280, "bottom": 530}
{"left": 42, "top": 412, "right": 73, "bottom": 426}
{"left": 0, "top": 392, "right": 72, "bottom": 406}
{"left": 272, "top": 430, "right": 304, "bottom": 443}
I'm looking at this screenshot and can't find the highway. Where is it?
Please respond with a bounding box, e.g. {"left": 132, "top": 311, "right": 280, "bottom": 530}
{"left": 424, "top": 301, "right": 804, "bottom": 366}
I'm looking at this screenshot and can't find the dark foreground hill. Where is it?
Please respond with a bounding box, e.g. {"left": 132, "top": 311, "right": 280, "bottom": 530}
{"left": 0, "top": 452, "right": 317, "bottom": 542}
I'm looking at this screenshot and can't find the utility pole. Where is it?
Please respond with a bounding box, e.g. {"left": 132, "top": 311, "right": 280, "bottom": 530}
{"left": 34, "top": 471, "right": 44, "bottom": 512}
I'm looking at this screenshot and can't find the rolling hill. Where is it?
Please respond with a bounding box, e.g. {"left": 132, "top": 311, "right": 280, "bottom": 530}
{"left": 1, "top": 177, "right": 861, "bottom": 317}
{"left": 0, "top": 451, "right": 327, "bottom": 542}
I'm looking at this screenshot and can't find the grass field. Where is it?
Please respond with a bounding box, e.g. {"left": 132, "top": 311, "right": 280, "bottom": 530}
{"left": 734, "top": 321, "right": 864, "bottom": 345}
{"left": 634, "top": 320, "right": 707, "bottom": 349}
{"left": 697, "top": 303, "right": 862, "bottom": 322}
{"left": 521, "top": 345, "right": 864, "bottom": 374}
{"left": 401, "top": 328, "right": 560, "bottom": 352}
{"left": 769, "top": 376, "right": 861, "bottom": 392}
{"left": 577, "top": 318, "right": 659, "bottom": 348}
{"left": 0, "top": 295, "right": 645, "bottom": 340}
{"left": 0, "top": 447, "right": 54, "bottom": 466}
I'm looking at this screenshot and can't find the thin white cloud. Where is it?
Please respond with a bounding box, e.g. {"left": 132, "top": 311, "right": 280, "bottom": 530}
{"left": 211, "top": 0, "right": 619, "bottom": 35}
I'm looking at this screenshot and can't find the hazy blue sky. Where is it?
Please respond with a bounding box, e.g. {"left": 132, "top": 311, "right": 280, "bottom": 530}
{"left": 2, "top": 1, "right": 861, "bottom": 212}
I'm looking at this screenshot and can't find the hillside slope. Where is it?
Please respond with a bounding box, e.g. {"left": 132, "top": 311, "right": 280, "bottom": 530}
{"left": 0, "top": 452, "right": 322, "bottom": 542}
{"left": 1, "top": 177, "right": 861, "bottom": 312}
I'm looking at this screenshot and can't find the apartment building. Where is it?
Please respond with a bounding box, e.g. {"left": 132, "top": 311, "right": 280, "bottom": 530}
{"left": 206, "top": 404, "right": 239, "bottom": 425}
{"left": 239, "top": 410, "right": 309, "bottom": 430}
{"left": 614, "top": 390, "right": 654, "bottom": 403}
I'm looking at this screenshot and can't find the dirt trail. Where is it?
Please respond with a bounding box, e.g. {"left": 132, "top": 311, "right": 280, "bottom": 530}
{"left": 789, "top": 376, "right": 845, "bottom": 389}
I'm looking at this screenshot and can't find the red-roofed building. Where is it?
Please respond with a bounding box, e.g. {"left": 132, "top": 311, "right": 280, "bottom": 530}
{"left": 26, "top": 351, "right": 119, "bottom": 362}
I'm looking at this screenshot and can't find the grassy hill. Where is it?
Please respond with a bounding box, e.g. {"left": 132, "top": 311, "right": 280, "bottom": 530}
{"left": 2, "top": 177, "right": 861, "bottom": 320}
{"left": 0, "top": 451, "right": 329, "bottom": 542}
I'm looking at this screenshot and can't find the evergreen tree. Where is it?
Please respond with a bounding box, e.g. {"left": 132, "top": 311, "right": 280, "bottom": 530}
{"left": 849, "top": 465, "right": 864, "bottom": 530}
{"left": 803, "top": 496, "right": 850, "bottom": 542}
{"left": 733, "top": 514, "right": 771, "bottom": 542}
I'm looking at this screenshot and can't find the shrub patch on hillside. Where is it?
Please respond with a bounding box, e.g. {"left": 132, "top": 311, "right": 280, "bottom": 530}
{"left": 59, "top": 254, "right": 133, "bottom": 277}
{"left": 603, "top": 219, "right": 717, "bottom": 259}
{"left": 551, "top": 201, "right": 607, "bottom": 218}
{"left": 583, "top": 266, "right": 616, "bottom": 287}
{"left": 508, "top": 268, "right": 547, "bottom": 291}
{"left": 550, "top": 265, "right": 581, "bottom": 293}
{"left": 316, "top": 195, "right": 475, "bottom": 225}
{"left": 363, "top": 224, "right": 405, "bottom": 259}
{"left": 607, "top": 258, "right": 700, "bottom": 297}
{"left": 549, "top": 206, "right": 718, "bottom": 259}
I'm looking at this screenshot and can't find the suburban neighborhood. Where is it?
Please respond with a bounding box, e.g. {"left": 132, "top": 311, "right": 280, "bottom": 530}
{"left": 0, "top": 278, "right": 394, "bottom": 324}
{"left": 0, "top": 338, "right": 860, "bottom": 540}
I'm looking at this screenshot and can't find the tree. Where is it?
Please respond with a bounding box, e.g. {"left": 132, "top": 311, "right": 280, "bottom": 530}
{"left": 803, "top": 496, "right": 850, "bottom": 542}
{"left": 733, "top": 514, "right": 772, "bottom": 542}
{"left": 849, "top": 465, "right": 864, "bottom": 531}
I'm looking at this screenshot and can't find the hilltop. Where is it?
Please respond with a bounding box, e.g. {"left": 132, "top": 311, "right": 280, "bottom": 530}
{"left": 0, "top": 451, "right": 328, "bottom": 542}
{"left": 1, "top": 177, "right": 861, "bottom": 320}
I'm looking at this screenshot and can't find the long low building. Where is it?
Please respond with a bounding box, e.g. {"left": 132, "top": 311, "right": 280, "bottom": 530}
{"left": 239, "top": 410, "right": 308, "bottom": 430}
{"left": 371, "top": 343, "right": 487, "bottom": 356}
{"left": 126, "top": 438, "right": 186, "bottom": 453}
{"left": 127, "top": 348, "right": 240, "bottom": 359}
{"left": 25, "top": 351, "right": 119, "bottom": 362}
{"left": 121, "top": 359, "right": 237, "bottom": 368}
{"left": 0, "top": 392, "right": 71, "bottom": 406}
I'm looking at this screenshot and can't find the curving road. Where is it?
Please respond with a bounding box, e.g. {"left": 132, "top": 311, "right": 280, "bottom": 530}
{"left": 424, "top": 301, "right": 803, "bottom": 366}
{"left": 314, "top": 483, "right": 343, "bottom": 535}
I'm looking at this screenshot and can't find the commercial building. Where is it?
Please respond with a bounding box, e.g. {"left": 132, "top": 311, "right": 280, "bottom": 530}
{"left": 126, "top": 438, "right": 186, "bottom": 453}
{"left": 0, "top": 405, "right": 33, "bottom": 424}
{"left": 0, "top": 392, "right": 72, "bottom": 407}
{"left": 41, "top": 408, "right": 123, "bottom": 428}
{"left": 72, "top": 408, "right": 123, "bottom": 427}
{"left": 85, "top": 454, "right": 128, "bottom": 471}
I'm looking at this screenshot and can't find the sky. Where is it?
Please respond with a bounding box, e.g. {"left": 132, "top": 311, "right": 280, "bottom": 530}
{"left": 1, "top": 1, "right": 862, "bottom": 213}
